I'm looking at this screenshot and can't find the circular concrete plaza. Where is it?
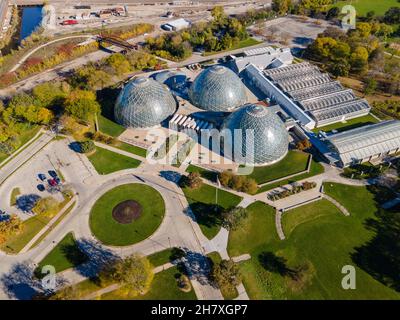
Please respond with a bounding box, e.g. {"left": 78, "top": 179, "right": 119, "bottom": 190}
{"left": 89, "top": 183, "right": 165, "bottom": 246}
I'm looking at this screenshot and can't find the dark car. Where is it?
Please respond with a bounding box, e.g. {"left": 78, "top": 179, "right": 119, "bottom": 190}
{"left": 38, "top": 173, "right": 46, "bottom": 181}
{"left": 55, "top": 177, "right": 61, "bottom": 184}
{"left": 48, "top": 170, "right": 58, "bottom": 178}
{"left": 37, "top": 184, "right": 45, "bottom": 192}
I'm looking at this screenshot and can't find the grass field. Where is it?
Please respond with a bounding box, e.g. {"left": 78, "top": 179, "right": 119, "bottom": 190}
{"left": 247, "top": 151, "right": 310, "bottom": 184}
{"left": 203, "top": 38, "right": 261, "bottom": 56}
{"left": 256, "top": 158, "right": 324, "bottom": 193}
{"left": 313, "top": 114, "right": 380, "bottom": 133}
{"left": 182, "top": 183, "right": 242, "bottom": 240}
{"left": 35, "top": 233, "right": 87, "bottom": 277}
{"left": 329, "top": 0, "right": 398, "bottom": 16}
{"left": 98, "top": 115, "right": 125, "bottom": 138}
{"left": 10, "top": 188, "right": 21, "bottom": 206}
{"left": 147, "top": 248, "right": 175, "bottom": 267}
{"left": 186, "top": 164, "right": 218, "bottom": 182}
{"left": 113, "top": 141, "right": 147, "bottom": 158}
{"left": 100, "top": 266, "right": 197, "bottom": 300}
{"left": 89, "top": 183, "right": 165, "bottom": 246}
{"left": 227, "top": 188, "right": 400, "bottom": 299}
{"left": 87, "top": 146, "right": 141, "bottom": 175}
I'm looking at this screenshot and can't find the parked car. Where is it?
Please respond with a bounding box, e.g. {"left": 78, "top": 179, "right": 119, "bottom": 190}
{"left": 48, "top": 179, "right": 57, "bottom": 187}
{"left": 55, "top": 177, "right": 61, "bottom": 184}
{"left": 38, "top": 173, "right": 46, "bottom": 181}
{"left": 48, "top": 170, "right": 58, "bottom": 178}
{"left": 37, "top": 184, "right": 45, "bottom": 192}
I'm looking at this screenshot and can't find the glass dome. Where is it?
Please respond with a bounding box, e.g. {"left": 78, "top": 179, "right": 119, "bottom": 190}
{"left": 188, "top": 65, "right": 247, "bottom": 112}
{"left": 114, "top": 77, "right": 176, "bottom": 128}
{"left": 221, "top": 104, "right": 289, "bottom": 165}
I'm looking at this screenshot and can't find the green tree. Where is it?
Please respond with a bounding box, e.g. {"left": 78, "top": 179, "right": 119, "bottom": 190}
{"left": 350, "top": 46, "right": 369, "bottom": 74}
{"left": 210, "top": 260, "right": 241, "bottom": 293}
{"left": 101, "top": 254, "right": 154, "bottom": 297}
{"left": 221, "top": 207, "right": 248, "bottom": 230}
{"left": 363, "top": 78, "right": 377, "bottom": 96}
{"left": 106, "top": 53, "right": 132, "bottom": 76}
{"left": 356, "top": 22, "right": 372, "bottom": 38}
{"left": 272, "top": 0, "right": 292, "bottom": 15}
{"left": 64, "top": 89, "right": 101, "bottom": 120}
{"left": 32, "top": 82, "right": 66, "bottom": 108}
{"left": 78, "top": 140, "right": 95, "bottom": 153}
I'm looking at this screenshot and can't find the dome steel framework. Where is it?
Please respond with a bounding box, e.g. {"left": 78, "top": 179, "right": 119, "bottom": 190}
{"left": 114, "top": 77, "right": 176, "bottom": 128}
{"left": 188, "top": 65, "right": 247, "bottom": 112}
{"left": 221, "top": 104, "right": 289, "bottom": 165}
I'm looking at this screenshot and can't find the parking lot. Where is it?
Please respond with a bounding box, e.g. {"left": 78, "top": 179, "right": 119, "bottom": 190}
{"left": 0, "top": 138, "right": 94, "bottom": 220}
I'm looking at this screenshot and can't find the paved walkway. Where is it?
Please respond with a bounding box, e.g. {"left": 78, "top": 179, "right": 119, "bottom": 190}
{"left": 322, "top": 194, "right": 350, "bottom": 216}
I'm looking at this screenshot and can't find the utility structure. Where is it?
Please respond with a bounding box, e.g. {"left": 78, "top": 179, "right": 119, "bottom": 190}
{"left": 96, "top": 35, "right": 138, "bottom": 52}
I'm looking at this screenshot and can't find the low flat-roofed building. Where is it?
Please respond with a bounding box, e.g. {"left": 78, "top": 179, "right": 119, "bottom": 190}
{"left": 325, "top": 120, "right": 400, "bottom": 167}
{"left": 262, "top": 62, "right": 371, "bottom": 128}
{"left": 161, "top": 18, "right": 190, "bottom": 31}
{"left": 230, "top": 47, "right": 293, "bottom": 73}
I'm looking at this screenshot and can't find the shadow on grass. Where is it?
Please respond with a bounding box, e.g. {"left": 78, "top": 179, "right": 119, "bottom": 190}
{"left": 258, "top": 251, "right": 299, "bottom": 279}
{"left": 185, "top": 202, "right": 224, "bottom": 230}
{"left": 351, "top": 205, "right": 400, "bottom": 292}
{"left": 96, "top": 86, "right": 121, "bottom": 121}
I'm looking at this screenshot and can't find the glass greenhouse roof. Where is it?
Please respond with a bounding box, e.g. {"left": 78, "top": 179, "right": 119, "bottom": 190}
{"left": 221, "top": 103, "right": 289, "bottom": 165}
{"left": 188, "top": 65, "right": 247, "bottom": 112}
{"left": 114, "top": 77, "right": 176, "bottom": 128}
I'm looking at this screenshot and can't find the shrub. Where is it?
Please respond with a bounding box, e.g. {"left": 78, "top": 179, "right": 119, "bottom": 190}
{"left": 78, "top": 140, "right": 95, "bottom": 153}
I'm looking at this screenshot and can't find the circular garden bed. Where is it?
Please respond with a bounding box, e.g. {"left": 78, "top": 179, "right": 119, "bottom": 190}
{"left": 89, "top": 183, "right": 165, "bottom": 246}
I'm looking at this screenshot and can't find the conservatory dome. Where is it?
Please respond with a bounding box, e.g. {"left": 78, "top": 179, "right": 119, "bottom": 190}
{"left": 188, "top": 65, "right": 247, "bottom": 112}
{"left": 114, "top": 77, "right": 176, "bottom": 128}
{"left": 221, "top": 104, "right": 289, "bottom": 165}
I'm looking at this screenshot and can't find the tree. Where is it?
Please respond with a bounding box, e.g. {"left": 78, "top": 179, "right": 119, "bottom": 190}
{"left": 328, "top": 60, "right": 350, "bottom": 77}
{"left": 325, "top": 6, "right": 340, "bottom": 20}
{"left": 211, "top": 6, "right": 227, "bottom": 25}
{"left": 101, "top": 254, "right": 154, "bottom": 297}
{"left": 295, "top": 139, "right": 312, "bottom": 151}
{"left": 350, "top": 46, "right": 369, "bottom": 74}
{"left": 356, "top": 22, "right": 372, "bottom": 38}
{"left": 32, "top": 82, "right": 66, "bottom": 108}
{"left": 0, "top": 215, "right": 23, "bottom": 245}
{"left": 210, "top": 260, "right": 241, "bottom": 292}
{"left": 64, "top": 89, "right": 101, "bottom": 120}
{"left": 218, "top": 171, "right": 234, "bottom": 187}
{"left": 383, "top": 7, "right": 400, "bottom": 25}
{"left": 241, "top": 178, "right": 258, "bottom": 194}
{"left": 272, "top": 0, "right": 291, "bottom": 15}
{"left": 105, "top": 53, "right": 132, "bottom": 76}
{"left": 221, "top": 207, "right": 248, "bottom": 230}
{"left": 78, "top": 140, "right": 95, "bottom": 153}
{"left": 363, "top": 78, "right": 377, "bottom": 96}
{"left": 179, "top": 172, "right": 203, "bottom": 189}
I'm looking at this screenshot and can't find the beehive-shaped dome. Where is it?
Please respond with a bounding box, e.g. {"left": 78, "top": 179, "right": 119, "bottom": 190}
{"left": 221, "top": 104, "right": 289, "bottom": 165}
{"left": 188, "top": 65, "right": 247, "bottom": 112}
{"left": 115, "top": 77, "right": 176, "bottom": 128}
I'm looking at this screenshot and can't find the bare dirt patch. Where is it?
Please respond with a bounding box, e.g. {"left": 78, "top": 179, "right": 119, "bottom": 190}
{"left": 112, "top": 200, "right": 142, "bottom": 224}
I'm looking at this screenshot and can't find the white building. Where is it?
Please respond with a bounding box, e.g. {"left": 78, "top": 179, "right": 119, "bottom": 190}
{"left": 229, "top": 46, "right": 293, "bottom": 73}
{"left": 325, "top": 120, "right": 400, "bottom": 167}
{"left": 161, "top": 18, "right": 190, "bottom": 31}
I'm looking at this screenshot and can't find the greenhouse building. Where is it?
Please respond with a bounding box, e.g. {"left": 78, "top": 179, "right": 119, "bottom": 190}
{"left": 221, "top": 103, "right": 289, "bottom": 165}
{"left": 326, "top": 120, "right": 400, "bottom": 167}
{"left": 114, "top": 77, "right": 176, "bottom": 129}
{"left": 189, "top": 65, "right": 247, "bottom": 112}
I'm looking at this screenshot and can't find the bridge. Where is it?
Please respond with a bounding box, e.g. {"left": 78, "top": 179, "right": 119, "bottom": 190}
{"left": 96, "top": 35, "right": 138, "bottom": 51}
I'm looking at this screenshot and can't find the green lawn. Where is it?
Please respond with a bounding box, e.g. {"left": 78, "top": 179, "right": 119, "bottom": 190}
{"left": 89, "top": 183, "right": 165, "bottom": 246}
{"left": 203, "top": 37, "right": 261, "bottom": 56}
{"left": 147, "top": 248, "right": 175, "bottom": 267}
{"left": 101, "top": 266, "right": 197, "bottom": 300}
{"left": 257, "top": 157, "right": 324, "bottom": 193}
{"left": 182, "top": 183, "right": 242, "bottom": 240}
{"left": 313, "top": 114, "right": 380, "bottom": 133}
{"left": 227, "top": 189, "right": 400, "bottom": 299}
{"left": 10, "top": 188, "right": 21, "bottom": 206}
{"left": 186, "top": 164, "right": 218, "bottom": 182}
{"left": 113, "top": 141, "right": 147, "bottom": 158}
{"left": 35, "top": 233, "right": 87, "bottom": 277}
{"left": 98, "top": 115, "right": 125, "bottom": 138}
{"left": 247, "top": 151, "right": 310, "bottom": 184}
{"left": 87, "top": 146, "right": 141, "bottom": 175}
{"left": 207, "top": 251, "right": 239, "bottom": 300}
{"left": 329, "top": 0, "right": 398, "bottom": 16}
